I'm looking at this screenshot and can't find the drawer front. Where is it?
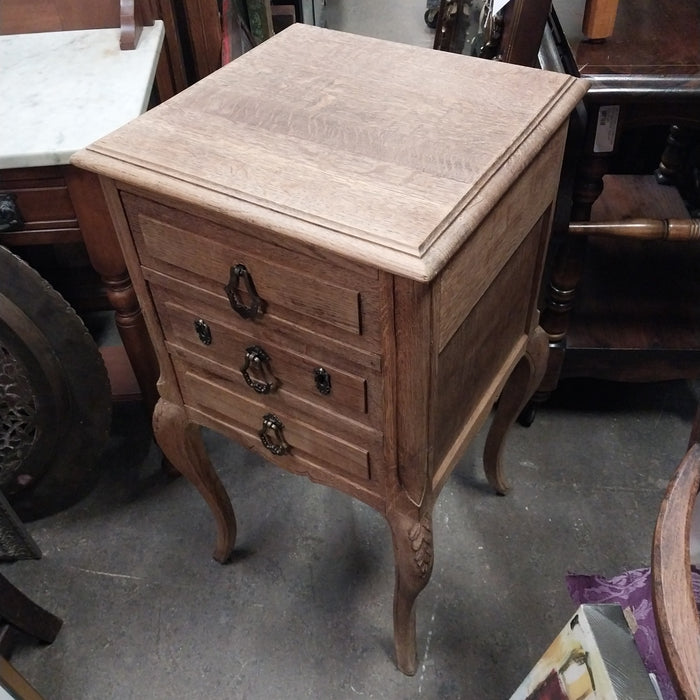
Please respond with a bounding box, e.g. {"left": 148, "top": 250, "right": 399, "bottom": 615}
{"left": 175, "top": 359, "right": 383, "bottom": 488}
{"left": 152, "top": 285, "right": 382, "bottom": 426}
{"left": 121, "top": 192, "right": 383, "bottom": 352}
{"left": 0, "top": 168, "right": 78, "bottom": 232}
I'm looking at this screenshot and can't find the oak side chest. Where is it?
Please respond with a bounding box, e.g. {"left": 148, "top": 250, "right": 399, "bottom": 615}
{"left": 73, "top": 24, "right": 586, "bottom": 675}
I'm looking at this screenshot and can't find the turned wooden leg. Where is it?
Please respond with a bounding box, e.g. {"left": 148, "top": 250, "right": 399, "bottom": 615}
{"left": 65, "top": 166, "right": 162, "bottom": 415}
{"left": 153, "top": 398, "right": 237, "bottom": 563}
{"left": 387, "top": 501, "right": 434, "bottom": 675}
{"left": 656, "top": 125, "right": 688, "bottom": 186}
{"left": 484, "top": 326, "right": 549, "bottom": 494}
{"left": 537, "top": 149, "right": 611, "bottom": 404}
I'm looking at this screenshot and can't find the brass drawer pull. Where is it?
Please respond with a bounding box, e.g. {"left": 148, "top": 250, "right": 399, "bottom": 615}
{"left": 241, "top": 345, "right": 278, "bottom": 394}
{"left": 314, "top": 367, "right": 331, "bottom": 395}
{"left": 259, "top": 413, "right": 289, "bottom": 455}
{"left": 194, "top": 319, "right": 212, "bottom": 345}
{"left": 224, "top": 263, "right": 265, "bottom": 320}
{"left": 0, "top": 193, "right": 23, "bottom": 233}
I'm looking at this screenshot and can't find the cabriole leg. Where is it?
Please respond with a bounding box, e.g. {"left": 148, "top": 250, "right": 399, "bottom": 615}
{"left": 387, "top": 503, "right": 434, "bottom": 675}
{"left": 484, "top": 326, "right": 549, "bottom": 494}
{"left": 153, "top": 398, "right": 237, "bottom": 563}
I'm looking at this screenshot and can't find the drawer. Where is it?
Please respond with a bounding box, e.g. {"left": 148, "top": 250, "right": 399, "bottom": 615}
{"left": 0, "top": 167, "right": 78, "bottom": 232}
{"left": 153, "top": 288, "right": 382, "bottom": 427}
{"left": 175, "top": 359, "right": 384, "bottom": 488}
{"left": 121, "top": 192, "right": 383, "bottom": 352}
{"left": 146, "top": 270, "right": 383, "bottom": 373}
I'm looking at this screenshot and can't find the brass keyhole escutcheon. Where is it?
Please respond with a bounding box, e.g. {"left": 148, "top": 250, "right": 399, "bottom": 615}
{"left": 194, "top": 319, "right": 212, "bottom": 345}
{"left": 314, "top": 367, "right": 331, "bottom": 395}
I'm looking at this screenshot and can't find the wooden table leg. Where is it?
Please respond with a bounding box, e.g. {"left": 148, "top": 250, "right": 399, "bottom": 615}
{"left": 64, "top": 165, "right": 161, "bottom": 416}
{"left": 387, "top": 494, "right": 434, "bottom": 676}
{"left": 582, "top": 0, "right": 619, "bottom": 40}
{"left": 483, "top": 326, "right": 549, "bottom": 494}
{"left": 538, "top": 149, "right": 610, "bottom": 403}
{"left": 153, "top": 398, "right": 237, "bottom": 563}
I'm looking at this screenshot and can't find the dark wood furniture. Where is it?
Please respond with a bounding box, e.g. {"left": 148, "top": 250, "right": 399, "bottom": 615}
{"left": 652, "top": 440, "right": 700, "bottom": 700}
{"left": 0, "top": 574, "right": 62, "bottom": 700}
{"left": 73, "top": 24, "right": 586, "bottom": 674}
{"left": 433, "top": 0, "right": 552, "bottom": 68}
{"left": 180, "top": 0, "right": 258, "bottom": 80}
{"left": 0, "top": 2, "right": 163, "bottom": 408}
{"left": 0, "top": 575, "right": 62, "bottom": 659}
{"left": 537, "top": 0, "right": 700, "bottom": 400}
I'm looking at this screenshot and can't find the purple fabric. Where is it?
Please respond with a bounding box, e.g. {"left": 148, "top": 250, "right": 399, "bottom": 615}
{"left": 566, "top": 567, "right": 700, "bottom": 700}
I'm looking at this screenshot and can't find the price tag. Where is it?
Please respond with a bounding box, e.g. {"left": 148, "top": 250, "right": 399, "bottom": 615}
{"left": 593, "top": 105, "right": 620, "bottom": 153}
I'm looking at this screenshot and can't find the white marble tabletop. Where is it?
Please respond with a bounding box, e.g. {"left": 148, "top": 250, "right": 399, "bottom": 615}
{"left": 0, "top": 21, "right": 164, "bottom": 168}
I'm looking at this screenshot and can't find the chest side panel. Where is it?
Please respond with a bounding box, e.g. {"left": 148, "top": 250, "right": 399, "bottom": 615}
{"left": 437, "top": 126, "right": 566, "bottom": 350}
{"left": 433, "top": 211, "right": 550, "bottom": 471}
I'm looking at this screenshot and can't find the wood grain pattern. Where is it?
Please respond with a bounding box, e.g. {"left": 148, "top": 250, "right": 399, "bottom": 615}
{"left": 178, "top": 364, "right": 380, "bottom": 485}
{"left": 437, "top": 127, "right": 565, "bottom": 350}
{"left": 159, "top": 299, "right": 375, "bottom": 422}
{"left": 100, "top": 179, "right": 183, "bottom": 407}
{"left": 122, "top": 192, "right": 383, "bottom": 349}
{"left": 0, "top": 0, "right": 120, "bottom": 34}
{"left": 434, "top": 220, "right": 542, "bottom": 467}
{"left": 0, "top": 168, "right": 77, "bottom": 233}
{"left": 180, "top": 0, "right": 221, "bottom": 81}
{"left": 393, "top": 276, "right": 433, "bottom": 508}
{"left": 145, "top": 268, "right": 384, "bottom": 373}
{"left": 74, "top": 23, "right": 587, "bottom": 281}
{"left": 557, "top": 0, "right": 700, "bottom": 76}
{"left": 73, "top": 25, "right": 584, "bottom": 675}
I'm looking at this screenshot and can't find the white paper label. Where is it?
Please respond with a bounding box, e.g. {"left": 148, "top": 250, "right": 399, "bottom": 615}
{"left": 593, "top": 105, "right": 620, "bottom": 153}
{"left": 493, "top": 0, "right": 512, "bottom": 14}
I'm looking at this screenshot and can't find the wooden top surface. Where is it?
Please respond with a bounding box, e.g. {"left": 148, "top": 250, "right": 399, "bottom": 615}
{"left": 73, "top": 24, "right": 586, "bottom": 281}
{"left": 555, "top": 0, "right": 700, "bottom": 77}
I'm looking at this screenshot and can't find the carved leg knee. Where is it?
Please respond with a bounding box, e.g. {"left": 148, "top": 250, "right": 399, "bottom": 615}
{"left": 388, "top": 508, "right": 434, "bottom": 675}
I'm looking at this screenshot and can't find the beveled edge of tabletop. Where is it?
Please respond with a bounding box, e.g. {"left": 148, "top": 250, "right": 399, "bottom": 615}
{"left": 72, "top": 26, "right": 589, "bottom": 282}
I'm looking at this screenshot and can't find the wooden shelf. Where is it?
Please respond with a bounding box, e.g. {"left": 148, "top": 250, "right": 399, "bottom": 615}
{"left": 562, "top": 175, "right": 700, "bottom": 382}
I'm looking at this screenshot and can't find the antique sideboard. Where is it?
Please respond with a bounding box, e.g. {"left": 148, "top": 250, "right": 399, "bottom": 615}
{"left": 73, "top": 24, "right": 587, "bottom": 674}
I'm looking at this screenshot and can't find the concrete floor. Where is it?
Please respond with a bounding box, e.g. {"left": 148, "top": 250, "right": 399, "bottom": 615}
{"left": 6, "top": 378, "right": 697, "bottom": 699}
{"left": 4, "top": 2, "right": 699, "bottom": 698}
